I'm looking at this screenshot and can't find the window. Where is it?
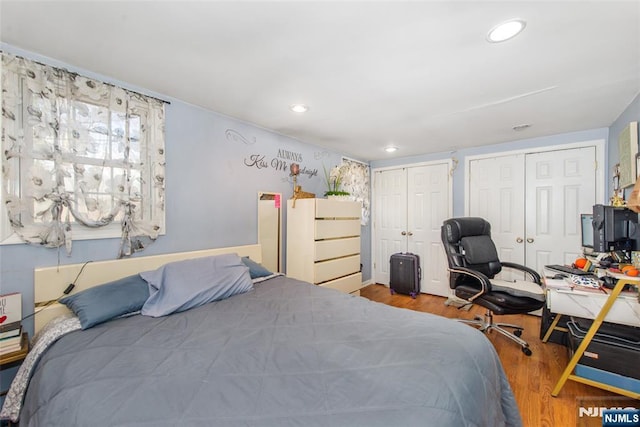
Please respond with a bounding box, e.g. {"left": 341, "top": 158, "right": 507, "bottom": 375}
{"left": 1, "top": 53, "right": 166, "bottom": 257}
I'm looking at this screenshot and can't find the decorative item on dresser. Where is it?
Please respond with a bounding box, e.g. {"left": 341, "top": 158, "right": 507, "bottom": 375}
{"left": 289, "top": 163, "right": 315, "bottom": 208}
{"left": 322, "top": 163, "right": 350, "bottom": 198}
{"left": 286, "top": 198, "right": 362, "bottom": 294}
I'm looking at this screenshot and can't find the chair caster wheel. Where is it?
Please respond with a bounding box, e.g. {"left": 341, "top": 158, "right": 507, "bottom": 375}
{"left": 410, "top": 292, "right": 417, "bottom": 299}
{"left": 390, "top": 289, "right": 396, "bottom": 295}
{"left": 514, "top": 329, "right": 523, "bottom": 337}
{"left": 522, "top": 347, "right": 532, "bottom": 356}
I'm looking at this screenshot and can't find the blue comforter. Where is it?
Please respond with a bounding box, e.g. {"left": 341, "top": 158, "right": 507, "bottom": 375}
{"left": 19, "top": 276, "right": 521, "bottom": 426}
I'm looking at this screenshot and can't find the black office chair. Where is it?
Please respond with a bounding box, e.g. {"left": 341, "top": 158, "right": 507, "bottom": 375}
{"left": 441, "top": 217, "right": 546, "bottom": 356}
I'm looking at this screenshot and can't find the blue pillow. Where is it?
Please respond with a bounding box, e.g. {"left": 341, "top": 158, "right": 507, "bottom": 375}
{"left": 241, "top": 256, "right": 273, "bottom": 279}
{"left": 140, "top": 253, "right": 253, "bottom": 317}
{"left": 60, "top": 274, "right": 149, "bottom": 329}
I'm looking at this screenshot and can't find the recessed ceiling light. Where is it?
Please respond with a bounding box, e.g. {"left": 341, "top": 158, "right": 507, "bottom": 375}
{"left": 487, "top": 19, "right": 526, "bottom": 43}
{"left": 385, "top": 145, "right": 398, "bottom": 153}
{"left": 289, "top": 104, "right": 309, "bottom": 113}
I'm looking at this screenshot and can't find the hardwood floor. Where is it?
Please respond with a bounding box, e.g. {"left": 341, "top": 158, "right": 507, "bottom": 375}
{"left": 359, "top": 284, "right": 621, "bottom": 427}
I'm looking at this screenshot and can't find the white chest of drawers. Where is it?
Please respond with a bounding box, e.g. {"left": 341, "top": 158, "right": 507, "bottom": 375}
{"left": 286, "top": 198, "right": 362, "bottom": 294}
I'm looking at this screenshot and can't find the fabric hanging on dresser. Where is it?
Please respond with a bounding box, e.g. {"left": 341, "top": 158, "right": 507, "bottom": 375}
{"left": 340, "top": 158, "right": 370, "bottom": 226}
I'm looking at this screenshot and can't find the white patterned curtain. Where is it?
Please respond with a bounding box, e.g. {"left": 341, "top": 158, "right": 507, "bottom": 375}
{"left": 340, "top": 158, "right": 370, "bottom": 225}
{"left": 1, "top": 52, "right": 166, "bottom": 257}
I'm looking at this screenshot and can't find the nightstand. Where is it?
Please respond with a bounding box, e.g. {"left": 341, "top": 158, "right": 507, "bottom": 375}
{"left": 1, "top": 332, "right": 29, "bottom": 397}
{"left": 0, "top": 332, "right": 29, "bottom": 367}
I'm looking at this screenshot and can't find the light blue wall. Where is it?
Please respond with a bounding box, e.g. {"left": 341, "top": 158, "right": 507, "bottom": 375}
{"left": 0, "top": 45, "right": 371, "bottom": 347}
{"left": 370, "top": 128, "right": 610, "bottom": 217}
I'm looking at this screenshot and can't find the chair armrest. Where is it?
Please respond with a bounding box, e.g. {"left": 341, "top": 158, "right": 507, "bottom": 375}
{"left": 448, "top": 266, "right": 492, "bottom": 301}
{"left": 501, "top": 262, "right": 542, "bottom": 284}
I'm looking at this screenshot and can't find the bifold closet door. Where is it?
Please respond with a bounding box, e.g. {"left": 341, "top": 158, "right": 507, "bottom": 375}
{"left": 525, "top": 147, "right": 596, "bottom": 271}
{"left": 468, "top": 146, "right": 597, "bottom": 276}
{"left": 468, "top": 154, "right": 526, "bottom": 280}
{"left": 373, "top": 163, "right": 451, "bottom": 296}
{"left": 374, "top": 168, "right": 408, "bottom": 286}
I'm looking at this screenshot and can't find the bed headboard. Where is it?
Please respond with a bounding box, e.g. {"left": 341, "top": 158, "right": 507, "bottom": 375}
{"left": 34, "top": 244, "right": 262, "bottom": 334}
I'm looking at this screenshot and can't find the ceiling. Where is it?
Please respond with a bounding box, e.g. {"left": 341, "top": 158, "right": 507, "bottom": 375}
{"left": 1, "top": 1, "right": 639, "bottom": 161}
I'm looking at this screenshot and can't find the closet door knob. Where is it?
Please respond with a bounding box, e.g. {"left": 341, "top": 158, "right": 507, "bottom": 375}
{"left": 407, "top": 231, "right": 413, "bottom": 236}
{"left": 516, "top": 237, "right": 524, "bottom": 243}
{"left": 401, "top": 231, "right": 407, "bottom": 236}
{"left": 526, "top": 238, "right": 534, "bottom": 243}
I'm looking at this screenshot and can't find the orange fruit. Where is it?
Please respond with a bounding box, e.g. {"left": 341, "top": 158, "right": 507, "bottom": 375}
{"left": 574, "top": 258, "right": 588, "bottom": 269}
{"left": 625, "top": 268, "right": 639, "bottom": 276}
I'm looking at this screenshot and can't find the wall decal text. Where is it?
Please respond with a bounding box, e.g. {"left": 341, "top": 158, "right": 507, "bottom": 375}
{"left": 244, "top": 149, "right": 318, "bottom": 179}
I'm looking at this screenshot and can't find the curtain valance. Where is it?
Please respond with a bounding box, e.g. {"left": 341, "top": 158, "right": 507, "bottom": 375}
{"left": 1, "top": 52, "right": 166, "bottom": 257}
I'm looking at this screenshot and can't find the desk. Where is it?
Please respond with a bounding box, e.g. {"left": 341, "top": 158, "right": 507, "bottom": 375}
{"left": 544, "top": 278, "right": 640, "bottom": 328}
{"left": 543, "top": 273, "right": 640, "bottom": 399}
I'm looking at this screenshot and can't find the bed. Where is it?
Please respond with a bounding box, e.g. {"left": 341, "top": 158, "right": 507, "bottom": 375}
{"left": 1, "top": 244, "right": 522, "bottom": 426}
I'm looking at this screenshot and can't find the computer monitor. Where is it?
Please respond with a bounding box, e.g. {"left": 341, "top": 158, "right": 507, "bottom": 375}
{"left": 580, "top": 213, "right": 594, "bottom": 248}
{"left": 592, "top": 204, "right": 639, "bottom": 253}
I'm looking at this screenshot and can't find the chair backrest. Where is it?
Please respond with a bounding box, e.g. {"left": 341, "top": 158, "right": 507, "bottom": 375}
{"left": 441, "top": 217, "right": 502, "bottom": 288}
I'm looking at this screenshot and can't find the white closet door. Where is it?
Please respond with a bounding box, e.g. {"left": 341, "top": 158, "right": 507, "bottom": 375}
{"left": 525, "top": 147, "right": 597, "bottom": 272}
{"left": 373, "top": 168, "right": 408, "bottom": 286}
{"left": 468, "top": 146, "right": 597, "bottom": 277}
{"left": 373, "top": 163, "right": 451, "bottom": 295}
{"left": 468, "top": 154, "right": 526, "bottom": 276}
{"left": 407, "top": 164, "right": 450, "bottom": 296}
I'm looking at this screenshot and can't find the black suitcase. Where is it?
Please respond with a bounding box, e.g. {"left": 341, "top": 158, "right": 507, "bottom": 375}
{"left": 389, "top": 252, "right": 421, "bottom": 298}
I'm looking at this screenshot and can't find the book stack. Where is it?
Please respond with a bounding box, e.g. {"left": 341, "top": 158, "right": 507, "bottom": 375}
{"left": 0, "top": 292, "right": 23, "bottom": 356}
{"left": 0, "top": 322, "right": 22, "bottom": 355}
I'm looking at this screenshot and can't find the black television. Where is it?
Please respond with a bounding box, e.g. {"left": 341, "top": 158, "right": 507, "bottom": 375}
{"left": 592, "top": 204, "right": 639, "bottom": 253}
